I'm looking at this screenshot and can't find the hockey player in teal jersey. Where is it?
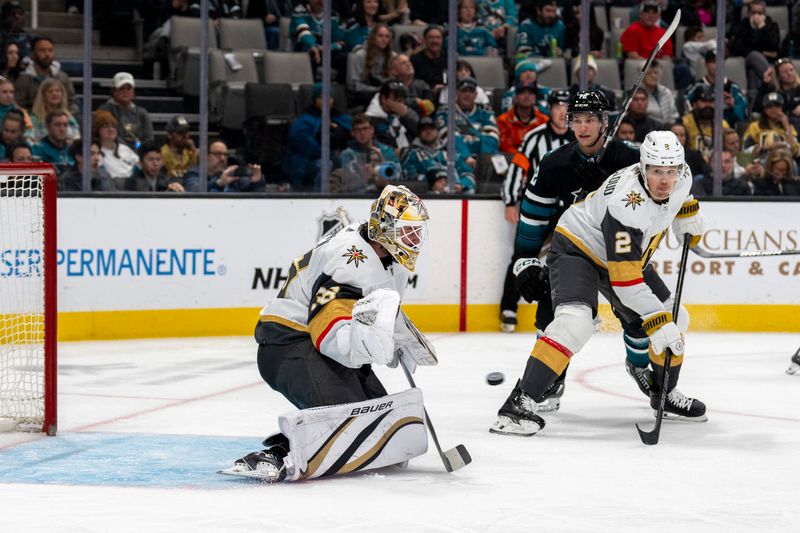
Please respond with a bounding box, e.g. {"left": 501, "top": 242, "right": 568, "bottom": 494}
{"left": 492, "top": 131, "right": 708, "bottom": 436}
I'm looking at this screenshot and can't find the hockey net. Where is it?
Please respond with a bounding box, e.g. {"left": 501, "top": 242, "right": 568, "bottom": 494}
{"left": 0, "top": 164, "right": 57, "bottom": 435}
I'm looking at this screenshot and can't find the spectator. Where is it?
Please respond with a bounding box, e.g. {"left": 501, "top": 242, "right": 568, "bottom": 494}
{"left": 626, "top": 88, "right": 661, "bottom": 142}
{"left": 0, "top": 42, "right": 22, "bottom": 81}
{"left": 621, "top": 0, "right": 692, "bottom": 90}
{"left": 344, "top": 0, "right": 385, "bottom": 51}
{"left": 161, "top": 115, "right": 199, "bottom": 179}
{"left": 401, "top": 116, "right": 476, "bottom": 193}
{"left": 410, "top": 24, "right": 445, "bottom": 92}
{"left": 698, "top": 51, "right": 747, "bottom": 127}
{"left": 140, "top": 0, "right": 195, "bottom": 79}
{"left": 670, "top": 121, "right": 712, "bottom": 180}
{"left": 0, "top": 76, "right": 29, "bottom": 128}
{"left": 389, "top": 53, "right": 434, "bottom": 118}
{"left": 755, "top": 58, "right": 800, "bottom": 132}
{"left": 690, "top": 149, "right": 753, "bottom": 197}
{"left": 501, "top": 59, "right": 549, "bottom": 114}
{"left": 728, "top": 0, "right": 781, "bottom": 92}
{"left": 94, "top": 110, "right": 139, "bottom": 179}
{"left": 616, "top": 116, "right": 637, "bottom": 143}
{"left": 753, "top": 149, "right": 800, "bottom": 196}
{"left": 58, "top": 141, "right": 113, "bottom": 192}
{"left": 516, "top": 0, "right": 565, "bottom": 59}
{"left": 378, "top": 0, "right": 409, "bottom": 25}
{"left": 366, "top": 79, "right": 418, "bottom": 149}
{"left": 290, "top": 0, "right": 346, "bottom": 81}
{"left": 743, "top": 92, "right": 800, "bottom": 159}
{"left": 0, "top": 1, "right": 31, "bottom": 60}
{"left": 185, "top": 139, "right": 265, "bottom": 192}
{"left": 681, "top": 26, "right": 715, "bottom": 78}
{"left": 336, "top": 112, "right": 401, "bottom": 192}
{"left": 396, "top": 31, "right": 423, "bottom": 56}
{"left": 126, "top": 141, "right": 185, "bottom": 192}
{"left": 283, "top": 82, "right": 352, "bottom": 191}
{"left": 246, "top": 0, "right": 293, "bottom": 50}
{"left": 568, "top": 54, "right": 616, "bottom": 110}
{"left": 722, "top": 127, "right": 748, "bottom": 178}
{"left": 347, "top": 24, "right": 395, "bottom": 107}
{"left": 98, "top": 72, "right": 154, "bottom": 150}
{"left": 0, "top": 110, "right": 23, "bottom": 158}
{"left": 438, "top": 59, "right": 491, "bottom": 107}
{"left": 434, "top": 76, "right": 499, "bottom": 156}
{"left": 497, "top": 79, "right": 547, "bottom": 154}
{"left": 476, "top": 0, "right": 518, "bottom": 49}
{"left": 7, "top": 139, "right": 30, "bottom": 162}
{"left": 563, "top": 1, "right": 604, "bottom": 59}
{"left": 453, "top": 0, "right": 498, "bottom": 56}
{"left": 682, "top": 84, "right": 730, "bottom": 160}
{"left": 641, "top": 60, "right": 678, "bottom": 125}
{"left": 14, "top": 36, "right": 78, "bottom": 114}
{"left": 26, "top": 78, "right": 79, "bottom": 145}
{"left": 31, "top": 110, "right": 74, "bottom": 175}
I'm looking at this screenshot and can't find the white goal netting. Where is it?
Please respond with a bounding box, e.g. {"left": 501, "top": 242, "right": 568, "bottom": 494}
{"left": 0, "top": 172, "right": 49, "bottom": 432}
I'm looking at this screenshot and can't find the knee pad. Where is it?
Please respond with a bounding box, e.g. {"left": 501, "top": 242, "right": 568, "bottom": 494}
{"left": 546, "top": 304, "right": 595, "bottom": 354}
{"left": 277, "top": 388, "right": 427, "bottom": 481}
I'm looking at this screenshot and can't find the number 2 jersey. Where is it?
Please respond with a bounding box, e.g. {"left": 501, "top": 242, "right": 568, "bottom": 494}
{"left": 258, "top": 223, "right": 408, "bottom": 366}
{"left": 554, "top": 162, "right": 694, "bottom": 318}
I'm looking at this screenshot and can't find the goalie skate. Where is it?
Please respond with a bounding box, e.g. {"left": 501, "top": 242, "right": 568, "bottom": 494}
{"left": 786, "top": 350, "right": 800, "bottom": 375}
{"left": 651, "top": 388, "right": 707, "bottom": 422}
{"left": 490, "top": 380, "right": 546, "bottom": 436}
{"left": 218, "top": 450, "right": 287, "bottom": 482}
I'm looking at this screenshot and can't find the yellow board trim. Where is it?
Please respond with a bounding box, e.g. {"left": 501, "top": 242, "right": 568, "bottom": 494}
{"left": 54, "top": 304, "right": 800, "bottom": 341}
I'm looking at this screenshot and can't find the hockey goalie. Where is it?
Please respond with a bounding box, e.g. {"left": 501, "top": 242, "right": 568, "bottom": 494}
{"left": 220, "top": 185, "right": 438, "bottom": 482}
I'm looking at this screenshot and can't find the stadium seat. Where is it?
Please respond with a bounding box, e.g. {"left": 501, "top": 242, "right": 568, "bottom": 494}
{"left": 691, "top": 56, "right": 748, "bottom": 94}
{"left": 219, "top": 18, "right": 267, "bottom": 50}
{"left": 506, "top": 25, "right": 517, "bottom": 58}
{"left": 298, "top": 83, "right": 348, "bottom": 114}
{"left": 279, "top": 17, "right": 292, "bottom": 51}
{"left": 766, "top": 6, "right": 789, "bottom": 31}
{"left": 536, "top": 57, "right": 567, "bottom": 88}
{"left": 263, "top": 51, "right": 314, "bottom": 86}
{"left": 169, "top": 16, "right": 218, "bottom": 96}
{"left": 609, "top": 6, "right": 631, "bottom": 31}
{"left": 463, "top": 56, "right": 507, "bottom": 90}
{"left": 594, "top": 5, "right": 609, "bottom": 32}
{"left": 624, "top": 57, "right": 674, "bottom": 91}
{"left": 209, "top": 50, "right": 260, "bottom": 129}
{"left": 245, "top": 83, "right": 297, "bottom": 123}
{"left": 571, "top": 57, "right": 621, "bottom": 91}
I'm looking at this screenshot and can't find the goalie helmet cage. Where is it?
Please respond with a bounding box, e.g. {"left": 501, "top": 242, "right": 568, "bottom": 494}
{"left": 0, "top": 163, "right": 57, "bottom": 435}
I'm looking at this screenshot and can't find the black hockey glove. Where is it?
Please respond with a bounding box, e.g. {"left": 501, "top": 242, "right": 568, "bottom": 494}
{"left": 575, "top": 158, "right": 609, "bottom": 188}
{"left": 513, "top": 257, "right": 550, "bottom": 303}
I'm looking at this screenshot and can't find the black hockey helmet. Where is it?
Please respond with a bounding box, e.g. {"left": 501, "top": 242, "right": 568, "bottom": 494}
{"left": 568, "top": 90, "right": 612, "bottom": 115}
{"left": 547, "top": 88, "right": 571, "bottom": 106}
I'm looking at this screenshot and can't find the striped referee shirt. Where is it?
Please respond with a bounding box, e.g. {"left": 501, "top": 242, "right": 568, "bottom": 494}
{"left": 501, "top": 122, "right": 573, "bottom": 206}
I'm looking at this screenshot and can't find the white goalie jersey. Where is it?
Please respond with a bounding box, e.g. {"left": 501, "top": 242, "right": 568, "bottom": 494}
{"left": 555, "top": 162, "right": 693, "bottom": 318}
{"left": 259, "top": 223, "right": 409, "bottom": 365}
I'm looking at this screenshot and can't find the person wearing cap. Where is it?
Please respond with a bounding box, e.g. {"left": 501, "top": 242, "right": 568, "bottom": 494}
{"left": 0, "top": 1, "right": 31, "bottom": 60}
{"left": 743, "top": 92, "right": 800, "bottom": 159}
{"left": 497, "top": 79, "right": 547, "bottom": 154}
{"left": 568, "top": 54, "right": 616, "bottom": 112}
{"left": 337, "top": 112, "right": 402, "bottom": 193}
{"left": 681, "top": 83, "right": 730, "bottom": 160}
{"left": 401, "top": 115, "right": 476, "bottom": 193}
{"left": 410, "top": 24, "right": 445, "bottom": 91}
{"left": 434, "top": 76, "right": 499, "bottom": 156}
{"left": 500, "top": 59, "right": 550, "bottom": 115}
{"left": 754, "top": 58, "right": 800, "bottom": 131}
{"left": 453, "top": 0, "right": 498, "bottom": 57}
{"left": 438, "top": 59, "right": 491, "bottom": 107}
{"left": 365, "top": 79, "right": 418, "bottom": 150}
{"left": 161, "top": 115, "right": 199, "bottom": 179}
{"left": 697, "top": 51, "right": 747, "bottom": 126}
{"left": 515, "top": 0, "right": 565, "bottom": 59}
{"left": 14, "top": 35, "right": 78, "bottom": 114}
{"left": 98, "top": 72, "right": 154, "bottom": 151}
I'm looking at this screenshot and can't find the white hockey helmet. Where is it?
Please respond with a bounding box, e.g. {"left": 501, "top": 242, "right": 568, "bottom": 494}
{"left": 368, "top": 185, "right": 430, "bottom": 272}
{"left": 639, "top": 131, "right": 685, "bottom": 192}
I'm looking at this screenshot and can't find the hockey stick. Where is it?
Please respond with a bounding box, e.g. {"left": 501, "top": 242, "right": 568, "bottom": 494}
{"left": 599, "top": 9, "right": 682, "bottom": 160}
{"left": 691, "top": 246, "right": 800, "bottom": 259}
{"left": 636, "top": 234, "right": 691, "bottom": 445}
{"left": 398, "top": 357, "right": 471, "bottom": 472}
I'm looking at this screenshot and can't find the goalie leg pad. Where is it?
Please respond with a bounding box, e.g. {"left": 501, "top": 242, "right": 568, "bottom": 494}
{"left": 278, "top": 388, "right": 428, "bottom": 481}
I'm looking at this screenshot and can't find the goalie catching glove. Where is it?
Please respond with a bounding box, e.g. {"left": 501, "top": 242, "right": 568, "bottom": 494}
{"left": 672, "top": 199, "right": 705, "bottom": 248}
{"left": 513, "top": 257, "right": 550, "bottom": 302}
{"left": 345, "top": 288, "right": 400, "bottom": 366}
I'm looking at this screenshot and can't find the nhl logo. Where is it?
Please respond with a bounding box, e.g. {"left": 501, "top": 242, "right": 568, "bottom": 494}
{"left": 317, "top": 211, "right": 345, "bottom": 241}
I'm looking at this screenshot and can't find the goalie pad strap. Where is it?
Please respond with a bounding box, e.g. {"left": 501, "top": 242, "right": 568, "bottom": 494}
{"left": 278, "top": 388, "right": 428, "bottom": 481}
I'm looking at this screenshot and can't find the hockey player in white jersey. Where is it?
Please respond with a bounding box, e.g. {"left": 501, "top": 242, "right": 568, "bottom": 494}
{"left": 222, "top": 185, "right": 437, "bottom": 481}
{"left": 492, "top": 131, "right": 708, "bottom": 436}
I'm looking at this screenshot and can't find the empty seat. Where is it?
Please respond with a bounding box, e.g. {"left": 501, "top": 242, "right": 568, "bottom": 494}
{"left": 691, "top": 56, "right": 748, "bottom": 94}
{"left": 298, "top": 83, "right": 348, "bottom": 114}
{"left": 462, "top": 56, "right": 506, "bottom": 89}
{"left": 766, "top": 6, "right": 789, "bottom": 31}
{"left": 571, "top": 57, "right": 621, "bottom": 91}
{"left": 536, "top": 57, "right": 567, "bottom": 88}
{"left": 609, "top": 6, "right": 631, "bottom": 31}
{"left": 169, "top": 16, "right": 218, "bottom": 96}
{"left": 219, "top": 18, "right": 267, "bottom": 50}
{"left": 209, "top": 49, "right": 260, "bottom": 129}
{"left": 594, "top": 5, "right": 608, "bottom": 32}
{"left": 279, "top": 17, "right": 292, "bottom": 51}
{"left": 506, "top": 25, "right": 517, "bottom": 58}
{"left": 263, "top": 51, "right": 314, "bottom": 86}
{"left": 245, "top": 82, "right": 297, "bottom": 123}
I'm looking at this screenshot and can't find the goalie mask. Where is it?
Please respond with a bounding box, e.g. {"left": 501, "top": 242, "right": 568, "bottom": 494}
{"left": 368, "top": 185, "right": 429, "bottom": 272}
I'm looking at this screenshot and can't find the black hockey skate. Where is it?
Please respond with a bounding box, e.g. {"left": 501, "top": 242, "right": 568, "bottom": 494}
{"left": 786, "top": 348, "right": 800, "bottom": 375}
{"left": 500, "top": 310, "right": 517, "bottom": 333}
{"left": 650, "top": 388, "right": 707, "bottom": 422}
{"left": 625, "top": 360, "right": 653, "bottom": 398}
{"left": 490, "top": 380, "right": 546, "bottom": 436}
{"left": 218, "top": 450, "right": 287, "bottom": 482}
{"left": 535, "top": 372, "right": 566, "bottom": 412}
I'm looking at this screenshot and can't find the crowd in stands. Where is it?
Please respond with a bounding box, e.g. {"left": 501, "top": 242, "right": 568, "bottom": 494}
{"left": 2, "top": 0, "right": 800, "bottom": 197}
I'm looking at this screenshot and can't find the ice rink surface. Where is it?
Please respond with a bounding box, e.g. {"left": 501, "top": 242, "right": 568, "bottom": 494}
{"left": 1, "top": 331, "right": 799, "bottom": 533}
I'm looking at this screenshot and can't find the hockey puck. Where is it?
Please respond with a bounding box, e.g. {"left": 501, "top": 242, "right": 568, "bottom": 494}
{"left": 486, "top": 372, "right": 505, "bottom": 386}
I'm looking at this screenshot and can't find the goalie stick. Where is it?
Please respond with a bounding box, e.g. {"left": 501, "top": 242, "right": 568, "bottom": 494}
{"left": 599, "top": 9, "right": 682, "bottom": 160}
{"left": 636, "top": 234, "right": 691, "bottom": 445}
{"left": 691, "top": 246, "right": 800, "bottom": 259}
{"left": 399, "top": 357, "right": 471, "bottom": 472}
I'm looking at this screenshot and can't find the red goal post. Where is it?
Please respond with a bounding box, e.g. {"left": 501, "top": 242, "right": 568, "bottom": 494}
{"left": 0, "top": 163, "right": 57, "bottom": 435}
